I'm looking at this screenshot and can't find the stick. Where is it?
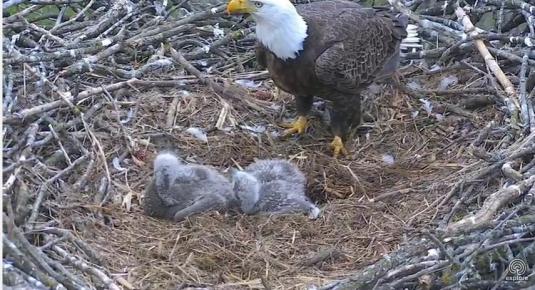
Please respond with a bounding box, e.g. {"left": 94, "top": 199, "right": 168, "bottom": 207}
{"left": 446, "top": 175, "right": 535, "bottom": 235}
{"left": 501, "top": 163, "right": 523, "bottom": 181}
{"left": 3, "top": 122, "right": 39, "bottom": 192}
{"left": 27, "top": 155, "right": 88, "bottom": 227}
{"left": 169, "top": 47, "right": 268, "bottom": 112}
{"left": 482, "top": 0, "right": 535, "bottom": 15}
{"left": 3, "top": 236, "right": 64, "bottom": 289}
{"left": 455, "top": 7, "right": 520, "bottom": 119}
{"left": 53, "top": 246, "right": 120, "bottom": 290}
{"left": 519, "top": 52, "right": 532, "bottom": 131}
{"left": 23, "top": 63, "right": 75, "bottom": 109}
{"left": 3, "top": 79, "right": 191, "bottom": 124}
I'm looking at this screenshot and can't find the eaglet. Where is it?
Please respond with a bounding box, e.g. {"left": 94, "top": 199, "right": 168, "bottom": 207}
{"left": 143, "top": 152, "right": 237, "bottom": 221}
{"left": 231, "top": 159, "right": 320, "bottom": 219}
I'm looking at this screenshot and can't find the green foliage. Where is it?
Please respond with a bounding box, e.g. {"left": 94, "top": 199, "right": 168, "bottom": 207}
{"left": 6, "top": 4, "right": 80, "bottom": 29}
{"left": 476, "top": 11, "right": 497, "bottom": 31}
{"left": 5, "top": 3, "right": 29, "bottom": 15}
{"left": 441, "top": 264, "right": 460, "bottom": 285}
{"left": 360, "top": 0, "right": 391, "bottom": 7}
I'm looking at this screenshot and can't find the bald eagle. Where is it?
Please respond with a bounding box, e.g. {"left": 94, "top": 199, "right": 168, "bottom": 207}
{"left": 227, "top": 0, "right": 410, "bottom": 157}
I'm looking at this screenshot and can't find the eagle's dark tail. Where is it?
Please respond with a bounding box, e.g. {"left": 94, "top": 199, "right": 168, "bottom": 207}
{"left": 390, "top": 12, "right": 420, "bottom": 53}
{"left": 373, "top": 6, "right": 420, "bottom": 54}
{"left": 386, "top": 0, "right": 422, "bottom": 54}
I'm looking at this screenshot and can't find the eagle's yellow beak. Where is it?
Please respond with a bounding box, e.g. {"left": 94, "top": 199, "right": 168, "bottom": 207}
{"left": 227, "top": 0, "right": 253, "bottom": 14}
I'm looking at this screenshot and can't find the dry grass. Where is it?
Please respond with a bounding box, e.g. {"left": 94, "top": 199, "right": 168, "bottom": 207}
{"left": 54, "top": 69, "right": 495, "bottom": 289}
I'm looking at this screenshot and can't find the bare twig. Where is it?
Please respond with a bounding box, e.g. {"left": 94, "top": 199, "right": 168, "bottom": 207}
{"left": 27, "top": 155, "right": 88, "bottom": 227}
{"left": 455, "top": 7, "right": 520, "bottom": 122}
{"left": 446, "top": 175, "right": 535, "bottom": 234}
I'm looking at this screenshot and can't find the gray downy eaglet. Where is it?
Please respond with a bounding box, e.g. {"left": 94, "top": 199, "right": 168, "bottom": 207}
{"left": 143, "top": 152, "right": 237, "bottom": 221}
{"left": 231, "top": 159, "right": 320, "bottom": 219}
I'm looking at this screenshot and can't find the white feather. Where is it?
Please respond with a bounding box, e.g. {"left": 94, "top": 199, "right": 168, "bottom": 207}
{"left": 186, "top": 127, "right": 208, "bottom": 143}
{"left": 113, "top": 157, "right": 127, "bottom": 172}
{"left": 309, "top": 206, "right": 321, "bottom": 219}
{"left": 420, "top": 98, "right": 433, "bottom": 114}
{"left": 213, "top": 23, "right": 225, "bottom": 38}
{"left": 382, "top": 154, "right": 395, "bottom": 166}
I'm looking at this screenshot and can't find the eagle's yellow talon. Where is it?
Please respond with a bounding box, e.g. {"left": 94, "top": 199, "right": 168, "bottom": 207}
{"left": 330, "top": 136, "right": 347, "bottom": 158}
{"left": 281, "top": 116, "right": 307, "bottom": 136}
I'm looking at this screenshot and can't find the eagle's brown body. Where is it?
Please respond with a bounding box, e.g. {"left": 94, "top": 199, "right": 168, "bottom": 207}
{"left": 256, "top": 0, "right": 408, "bottom": 147}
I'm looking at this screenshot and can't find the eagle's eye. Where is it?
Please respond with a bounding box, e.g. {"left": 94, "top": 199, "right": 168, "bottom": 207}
{"left": 253, "top": 1, "right": 263, "bottom": 8}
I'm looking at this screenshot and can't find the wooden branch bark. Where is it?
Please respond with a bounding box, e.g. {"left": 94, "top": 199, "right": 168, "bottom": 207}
{"left": 455, "top": 7, "right": 521, "bottom": 118}
{"left": 446, "top": 175, "right": 535, "bottom": 235}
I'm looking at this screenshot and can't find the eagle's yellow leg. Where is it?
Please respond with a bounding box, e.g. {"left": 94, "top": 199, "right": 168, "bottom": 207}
{"left": 281, "top": 116, "right": 308, "bottom": 136}
{"left": 330, "top": 136, "right": 348, "bottom": 158}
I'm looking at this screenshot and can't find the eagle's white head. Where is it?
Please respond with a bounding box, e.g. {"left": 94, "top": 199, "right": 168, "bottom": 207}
{"left": 227, "top": 0, "right": 308, "bottom": 60}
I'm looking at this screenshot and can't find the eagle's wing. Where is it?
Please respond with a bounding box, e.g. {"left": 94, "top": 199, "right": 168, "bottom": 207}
{"left": 313, "top": 8, "right": 407, "bottom": 93}
{"left": 255, "top": 43, "right": 267, "bottom": 69}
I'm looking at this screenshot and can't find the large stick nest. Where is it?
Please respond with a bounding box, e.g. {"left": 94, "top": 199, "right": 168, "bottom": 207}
{"left": 2, "top": 0, "right": 535, "bottom": 289}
